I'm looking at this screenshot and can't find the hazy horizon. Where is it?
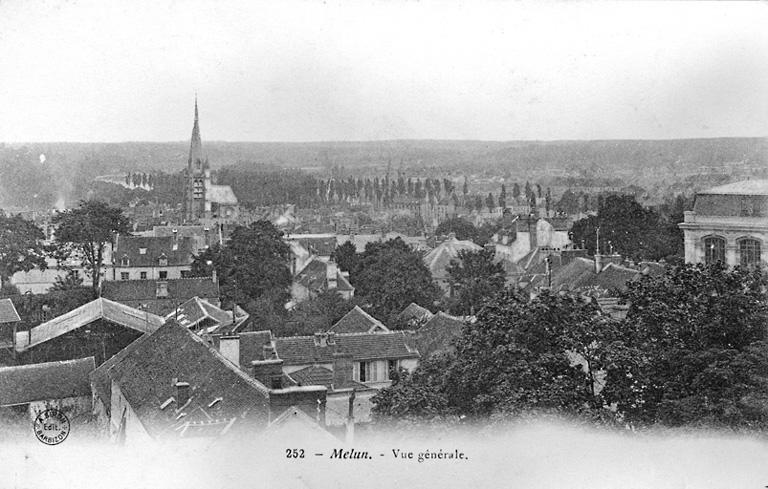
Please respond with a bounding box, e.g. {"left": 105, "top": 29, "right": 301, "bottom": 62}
{"left": 2, "top": 1, "right": 767, "bottom": 143}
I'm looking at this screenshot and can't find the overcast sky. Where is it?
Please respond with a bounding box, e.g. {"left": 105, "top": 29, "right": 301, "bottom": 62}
{"left": 1, "top": 1, "right": 767, "bottom": 142}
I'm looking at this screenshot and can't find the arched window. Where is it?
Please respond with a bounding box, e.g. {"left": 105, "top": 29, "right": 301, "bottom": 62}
{"left": 738, "top": 238, "right": 761, "bottom": 268}
{"left": 703, "top": 236, "right": 726, "bottom": 265}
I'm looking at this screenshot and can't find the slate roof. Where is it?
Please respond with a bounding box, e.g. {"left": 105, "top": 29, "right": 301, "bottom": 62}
{"left": 411, "top": 312, "right": 465, "bottom": 359}
{"left": 92, "top": 321, "right": 271, "bottom": 438}
{"left": 16, "top": 298, "right": 165, "bottom": 352}
{"left": 397, "top": 303, "right": 434, "bottom": 324}
{"left": 206, "top": 184, "right": 239, "bottom": 205}
{"left": 526, "top": 257, "right": 647, "bottom": 295}
{"left": 114, "top": 235, "right": 195, "bottom": 268}
{"left": 0, "top": 357, "right": 95, "bottom": 406}
{"left": 328, "top": 306, "right": 388, "bottom": 334}
{"left": 0, "top": 298, "right": 21, "bottom": 323}
{"left": 273, "top": 332, "right": 419, "bottom": 366}
{"left": 101, "top": 277, "right": 218, "bottom": 303}
{"left": 287, "top": 365, "right": 368, "bottom": 391}
{"left": 423, "top": 237, "right": 481, "bottom": 279}
{"left": 288, "top": 235, "right": 338, "bottom": 257}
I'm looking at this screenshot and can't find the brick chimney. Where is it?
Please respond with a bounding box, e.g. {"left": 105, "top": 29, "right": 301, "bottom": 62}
{"left": 594, "top": 254, "right": 605, "bottom": 274}
{"left": 252, "top": 359, "right": 284, "bottom": 389}
{"left": 332, "top": 352, "right": 353, "bottom": 390}
{"left": 219, "top": 334, "right": 240, "bottom": 366}
{"left": 326, "top": 261, "right": 338, "bottom": 290}
{"left": 263, "top": 343, "right": 278, "bottom": 360}
{"left": 175, "top": 381, "right": 190, "bottom": 406}
{"left": 313, "top": 332, "right": 328, "bottom": 347}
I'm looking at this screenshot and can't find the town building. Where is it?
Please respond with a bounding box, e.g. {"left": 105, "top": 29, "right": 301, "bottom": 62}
{"left": 290, "top": 258, "right": 354, "bottom": 305}
{"left": 100, "top": 276, "right": 219, "bottom": 316}
{"left": 423, "top": 234, "right": 482, "bottom": 293}
{"left": 679, "top": 180, "right": 767, "bottom": 267}
{"left": 107, "top": 235, "right": 196, "bottom": 281}
{"left": 327, "top": 306, "right": 389, "bottom": 334}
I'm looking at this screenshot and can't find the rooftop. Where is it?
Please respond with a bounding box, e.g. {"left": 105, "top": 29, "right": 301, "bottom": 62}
{"left": 699, "top": 180, "right": 768, "bottom": 196}
{"left": 328, "top": 306, "right": 388, "bottom": 334}
{"left": 0, "top": 298, "right": 21, "bottom": 323}
{"left": 0, "top": 357, "right": 95, "bottom": 407}
{"left": 272, "top": 331, "right": 419, "bottom": 366}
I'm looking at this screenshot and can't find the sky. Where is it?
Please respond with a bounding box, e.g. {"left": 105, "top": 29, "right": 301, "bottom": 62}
{"left": 1, "top": 0, "right": 767, "bottom": 142}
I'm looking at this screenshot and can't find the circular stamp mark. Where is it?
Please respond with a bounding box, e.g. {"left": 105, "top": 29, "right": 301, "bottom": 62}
{"left": 33, "top": 408, "right": 70, "bottom": 445}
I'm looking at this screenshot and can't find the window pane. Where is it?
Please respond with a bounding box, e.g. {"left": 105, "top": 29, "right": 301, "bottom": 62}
{"left": 704, "top": 237, "right": 726, "bottom": 264}
{"left": 739, "top": 239, "right": 761, "bottom": 267}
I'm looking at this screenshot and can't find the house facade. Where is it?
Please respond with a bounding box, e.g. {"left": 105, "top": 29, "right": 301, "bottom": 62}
{"left": 107, "top": 235, "right": 196, "bottom": 281}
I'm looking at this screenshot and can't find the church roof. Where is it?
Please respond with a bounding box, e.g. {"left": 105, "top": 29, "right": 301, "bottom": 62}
{"left": 188, "top": 97, "right": 206, "bottom": 170}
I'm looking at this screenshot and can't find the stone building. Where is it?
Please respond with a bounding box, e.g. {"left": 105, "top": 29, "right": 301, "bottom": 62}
{"left": 679, "top": 180, "right": 767, "bottom": 267}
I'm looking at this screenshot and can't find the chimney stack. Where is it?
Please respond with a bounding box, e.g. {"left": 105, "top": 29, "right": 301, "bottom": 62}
{"left": 332, "top": 352, "right": 353, "bottom": 389}
{"left": 219, "top": 334, "right": 240, "bottom": 366}
{"left": 594, "top": 254, "right": 604, "bottom": 274}
{"left": 263, "top": 343, "right": 278, "bottom": 360}
{"left": 175, "top": 382, "right": 190, "bottom": 406}
{"left": 252, "top": 359, "right": 284, "bottom": 389}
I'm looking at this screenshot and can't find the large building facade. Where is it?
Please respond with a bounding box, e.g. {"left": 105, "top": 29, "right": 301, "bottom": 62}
{"left": 182, "top": 99, "right": 239, "bottom": 225}
{"left": 679, "top": 180, "right": 767, "bottom": 267}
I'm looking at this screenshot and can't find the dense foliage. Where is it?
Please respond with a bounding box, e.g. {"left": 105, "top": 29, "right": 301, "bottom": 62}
{"left": 443, "top": 248, "right": 506, "bottom": 316}
{"left": 0, "top": 214, "right": 48, "bottom": 283}
{"left": 435, "top": 217, "right": 478, "bottom": 241}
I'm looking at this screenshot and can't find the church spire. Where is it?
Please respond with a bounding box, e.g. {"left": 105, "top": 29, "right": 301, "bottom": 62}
{"left": 188, "top": 96, "right": 204, "bottom": 171}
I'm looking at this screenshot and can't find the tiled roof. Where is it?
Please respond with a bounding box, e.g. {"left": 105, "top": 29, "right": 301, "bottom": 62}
{"left": 288, "top": 365, "right": 368, "bottom": 391}
{"left": 289, "top": 236, "right": 338, "bottom": 257}
{"left": 295, "top": 259, "right": 328, "bottom": 290}
{"left": 273, "top": 331, "right": 419, "bottom": 366}
{"left": 16, "top": 298, "right": 164, "bottom": 352}
{"left": 166, "top": 297, "right": 239, "bottom": 333}
{"left": 527, "top": 257, "right": 645, "bottom": 295}
{"left": 101, "top": 277, "right": 218, "bottom": 303}
{"left": 328, "top": 306, "right": 388, "bottom": 334}
{"left": 411, "top": 312, "right": 464, "bottom": 359}
{"left": 0, "top": 298, "right": 21, "bottom": 323}
{"left": 94, "top": 321, "right": 271, "bottom": 438}
{"left": 397, "top": 303, "right": 434, "bottom": 324}
{"left": 206, "top": 184, "right": 238, "bottom": 205}
{"left": 0, "top": 357, "right": 95, "bottom": 406}
{"left": 423, "top": 238, "right": 482, "bottom": 278}
{"left": 114, "top": 235, "right": 195, "bottom": 268}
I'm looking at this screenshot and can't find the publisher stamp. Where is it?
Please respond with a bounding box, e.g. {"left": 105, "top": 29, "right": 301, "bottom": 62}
{"left": 33, "top": 409, "right": 70, "bottom": 445}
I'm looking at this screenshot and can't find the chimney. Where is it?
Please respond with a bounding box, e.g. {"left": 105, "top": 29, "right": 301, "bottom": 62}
{"left": 326, "top": 261, "right": 338, "bottom": 290}
{"left": 211, "top": 268, "right": 217, "bottom": 285}
{"left": 527, "top": 217, "right": 538, "bottom": 249}
{"left": 219, "top": 334, "right": 240, "bottom": 366}
{"left": 332, "top": 352, "right": 353, "bottom": 390}
{"left": 263, "top": 343, "right": 278, "bottom": 360}
{"left": 175, "top": 382, "right": 190, "bottom": 406}
{"left": 252, "top": 359, "right": 284, "bottom": 389}
{"left": 313, "top": 332, "right": 328, "bottom": 347}
{"left": 594, "top": 254, "right": 604, "bottom": 274}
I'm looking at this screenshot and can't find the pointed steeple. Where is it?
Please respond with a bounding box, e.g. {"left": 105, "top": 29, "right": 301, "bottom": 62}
{"left": 188, "top": 96, "right": 204, "bottom": 171}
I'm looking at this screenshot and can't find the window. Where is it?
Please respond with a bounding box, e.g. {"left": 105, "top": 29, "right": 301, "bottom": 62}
{"left": 139, "top": 248, "right": 147, "bottom": 255}
{"left": 739, "top": 238, "right": 761, "bottom": 268}
{"left": 703, "top": 236, "right": 726, "bottom": 265}
{"left": 140, "top": 271, "right": 147, "bottom": 280}
{"left": 354, "top": 360, "right": 387, "bottom": 383}
{"left": 158, "top": 254, "right": 168, "bottom": 267}
{"left": 120, "top": 272, "right": 129, "bottom": 280}
{"left": 180, "top": 270, "right": 191, "bottom": 278}
{"left": 120, "top": 255, "right": 130, "bottom": 267}
{"left": 388, "top": 360, "right": 399, "bottom": 377}
{"left": 159, "top": 271, "right": 168, "bottom": 280}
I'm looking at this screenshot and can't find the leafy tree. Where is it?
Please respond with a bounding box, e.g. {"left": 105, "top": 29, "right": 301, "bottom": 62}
{"left": 512, "top": 182, "right": 520, "bottom": 199}
{"left": 435, "top": 217, "right": 478, "bottom": 241}
{"left": 331, "top": 241, "right": 359, "bottom": 273}
{"left": 191, "top": 220, "right": 292, "bottom": 312}
{"left": 498, "top": 184, "right": 507, "bottom": 208}
{"left": 444, "top": 248, "right": 506, "bottom": 315}
{"left": 603, "top": 263, "right": 768, "bottom": 428}
{"left": 284, "top": 290, "right": 361, "bottom": 336}
{"left": 52, "top": 200, "right": 130, "bottom": 291}
{"left": 485, "top": 192, "right": 496, "bottom": 211}
{"left": 49, "top": 270, "right": 84, "bottom": 292}
{"left": 0, "top": 214, "right": 48, "bottom": 286}
{"left": 350, "top": 238, "right": 439, "bottom": 323}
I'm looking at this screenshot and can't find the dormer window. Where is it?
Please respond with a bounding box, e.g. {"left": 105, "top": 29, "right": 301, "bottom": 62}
{"left": 172, "top": 243, "right": 178, "bottom": 251}
{"left": 158, "top": 254, "right": 168, "bottom": 267}
{"left": 120, "top": 255, "right": 130, "bottom": 267}
{"left": 139, "top": 248, "right": 147, "bottom": 255}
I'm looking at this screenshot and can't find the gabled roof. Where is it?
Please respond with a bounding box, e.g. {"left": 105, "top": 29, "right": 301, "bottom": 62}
{"left": 16, "top": 298, "right": 165, "bottom": 352}
{"left": 287, "top": 365, "right": 369, "bottom": 391}
{"left": 266, "top": 405, "right": 336, "bottom": 441}
{"left": 206, "top": 184, "right": 238, "bottom": 205}
{"left": 114, "top": 235, "right": 195, "bottom": 268}
{"left": 166, "top": 297, "right": 242, "bottom": 333}
{"left": 328, "top": 306, "right": 388, "bottom": 334}
{"left": 411, "top": 312, "right": 465, "bottom": 359}
{"left": 0, "top": 298, "right": 20, "bottom": 323}
{"left": 397, "top": 303, "right": 434, "bottom": 324}
{"left": 273, "top": 331, "right": 419, "bottom": 366}
{"left": 0, "top": 357, "right": 95, "bottom": 407}
{"left": 101, "top": 277, "right": 219, "bottom": 304}
{"left": 423, "top": 237, "right": 482, "bottom": 278}
{"left": 92, "top": 321, "right": 271, "bottom": 438}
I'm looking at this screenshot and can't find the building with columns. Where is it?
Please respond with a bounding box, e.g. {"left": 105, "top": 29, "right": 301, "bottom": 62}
{"left": 679, "top": 180, "right": 767, "bottom": 267}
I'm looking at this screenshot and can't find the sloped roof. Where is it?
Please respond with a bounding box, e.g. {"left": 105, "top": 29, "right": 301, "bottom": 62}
{"left": 0, "top": 357, "right": 95, "bottom": 407}
{"left": 423, "top": 237, "right": 482, "bottom": 278}
{"left": 295, "top": 259, "right": 328, "bottom": 290}
{"left": 114, "top": 235, "right": 195, "bottom": 268}
{"left": 17, "top": 298, "right": 164, "bottom": 352}
{"left": 328, "top": 306, "right": 388, "bottom": 334}
{"left": 273, "top": 332, "right": 419, "bottom": 366}
{"left": 527, "top": 257, "right": 643, "bottom": 294}
{"left": 206, "top": 184, "right": 238, "bottom": 205}
{"left": 101, "top": 277, "right": 218, "bottom": 303}
{"left": 288, "top": 365, "right": 368, "bottom": 391}
{"left": 0, "top": 298, "right": 20, "bottom": 323}
{"left": 699, "top": 180, "right": 768, "bottom": 196}
{"left": 289, "top": 235, "right": 337, "bottom": 257}
{"left": 397, "top": 303, "right": 434, "bottom": 324}
{"left": 266, "top": 405, "right": 336, "bottom": 441}
{"left": 166, "top": 297, "right": 238, "bottom": 332}
{"left": 94, "top": 321, "right": 271, "bottom": 438}
{"left": 411, "top": 312, "right": 464, "bottom": 359}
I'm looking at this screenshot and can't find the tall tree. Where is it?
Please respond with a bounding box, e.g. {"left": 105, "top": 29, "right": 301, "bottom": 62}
{"left": 0, "top": 214, "right": 48, "bottom": 286}
{"left": 435, "top": 217, "right": 478, "bottom": 241}
{"left": 52, "top": 200, "right": 130, "bottom": 291}
{"left": 445, "top": 248, "right": 506, "bottom": 315}
{"left": 498, "top": 184, "right": 507, "bottom": 209}
{"left": 331, "top": 241, "right": 359, "bottom": 273}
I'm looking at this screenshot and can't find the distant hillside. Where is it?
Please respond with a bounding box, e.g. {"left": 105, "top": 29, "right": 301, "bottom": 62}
{"left": 1, "top": 138, "right": 766, "bottom": 209}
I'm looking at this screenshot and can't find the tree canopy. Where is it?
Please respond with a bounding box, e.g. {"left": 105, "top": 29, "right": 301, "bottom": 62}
{"left": 444, "top": 248, "right": 506, "bottom": 316}
{"left": 434, "top": 217, "right": 478, "bottom": 242}
{"left": 0, "top": 214, "right": 48, "bottom": 283}
{"left": 52, "top": 200, "right": 130, "bottom": 290}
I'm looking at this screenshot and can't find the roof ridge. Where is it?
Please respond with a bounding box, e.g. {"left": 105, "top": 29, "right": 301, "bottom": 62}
{"left": 0, "top": 356, "right": 95, "bottom": 372}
